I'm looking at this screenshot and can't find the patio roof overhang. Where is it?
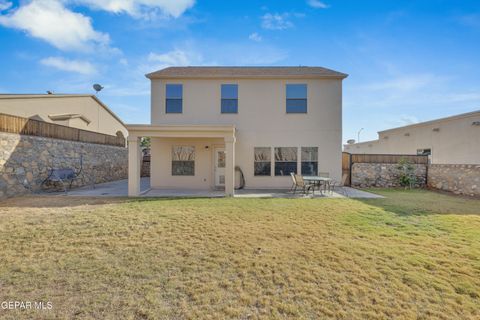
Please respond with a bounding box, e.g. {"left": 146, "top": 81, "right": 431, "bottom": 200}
{"left": 126, "top": 124, "right": 236, "bottom": 197}
{"left": 126, "top": 124, "right": 236, "bottom": 140}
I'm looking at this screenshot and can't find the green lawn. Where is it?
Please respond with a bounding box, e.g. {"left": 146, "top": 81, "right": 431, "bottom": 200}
{"left": 0, "top": 190, "right": 479, "bottom": 319}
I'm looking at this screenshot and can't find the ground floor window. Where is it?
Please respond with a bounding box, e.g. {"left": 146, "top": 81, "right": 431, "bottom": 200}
{"left": 301, "top": 147, "right": 318, "bottom": 175}
{"left": 172, "top": 146, "right": 195, "bottom": 176}
{"left": 417, "top": 148, "right": 431, "bottom": 156}
{"left": 254, "top": 147, "right": 271, "bottom": 176}
{"left": 274, "top": 147, "right": 297, "bottom": 176}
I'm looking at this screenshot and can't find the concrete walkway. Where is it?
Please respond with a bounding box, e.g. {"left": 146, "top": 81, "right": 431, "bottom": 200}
{"left": 56, "top": 178, "right": 383, "bottom": 199}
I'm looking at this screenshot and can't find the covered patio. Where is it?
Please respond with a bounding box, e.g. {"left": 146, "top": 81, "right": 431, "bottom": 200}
{"left": 126, "top": 124, "right": 236, "bottom": 197}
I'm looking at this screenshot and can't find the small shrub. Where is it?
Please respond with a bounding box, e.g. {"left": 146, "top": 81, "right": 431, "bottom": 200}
{"left": 397, "top": 157, "right": 417, "bottom": 189}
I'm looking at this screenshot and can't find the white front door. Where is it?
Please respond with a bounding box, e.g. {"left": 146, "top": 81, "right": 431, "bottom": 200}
{"left": 214, "top": 148, "right": 226, "bottom": 187}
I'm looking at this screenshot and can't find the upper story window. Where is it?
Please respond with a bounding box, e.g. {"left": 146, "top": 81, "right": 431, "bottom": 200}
{"left": 286, "top": 84, "right": 307, "bottom": 113}
{"left": 221, "top": 84, "right": 238, "bottom": 113}
{"left": 166, "top": 84, "right": 183, "bottom": 113}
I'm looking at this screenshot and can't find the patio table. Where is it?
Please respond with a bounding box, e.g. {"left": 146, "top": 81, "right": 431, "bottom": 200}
{"left": 303, "top": 176, "right": 331, "bottom": 194}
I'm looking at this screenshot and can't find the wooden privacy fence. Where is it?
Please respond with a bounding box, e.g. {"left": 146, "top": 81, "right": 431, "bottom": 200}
{"left": 0, "top": 113, "right": 125, "bottom": 147}
{"left": 350, "top": 153, "right": 429, "bottom": 164}
{"left": 342, "top": 152, "right": 429, "bottom": 186}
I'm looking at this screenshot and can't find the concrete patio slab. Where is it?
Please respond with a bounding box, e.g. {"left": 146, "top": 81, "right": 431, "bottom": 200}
{"left": 53, "top": 177, "right": 150, "bottom": 197}
{"left": 51, "top": 178, "right": 383, "bottom": 199}
{"left": 234, "top": 188, "right": 383, "bottom": 198}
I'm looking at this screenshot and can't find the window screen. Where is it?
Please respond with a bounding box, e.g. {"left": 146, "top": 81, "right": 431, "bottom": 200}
{"left": 275, "top": 147, "right": 297, "bottom": 176}
{"left": 301, "top": 147, "right": 318, "bottom": 175}
{"left": 221, "top": 84, "right": 238, "bottom": 113}
{"left": 166, "top": 84, "right": 183, "bottom": 113}
{"left": 254, "top": 147, "right": 271, "bottom": 176}
{"left": 172, "top": 146, "right": 194, "bottom": 175}
{"left": 286, "top": 84, "right": 307, "bottom": 113}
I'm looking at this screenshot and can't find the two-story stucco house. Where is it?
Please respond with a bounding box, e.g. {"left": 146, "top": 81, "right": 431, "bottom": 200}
{"left": 127, "top": 66, "right": 348, "bottom": 196}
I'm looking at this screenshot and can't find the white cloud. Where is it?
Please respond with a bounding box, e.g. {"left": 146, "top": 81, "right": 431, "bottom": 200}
{"left": 458, "top": 13, "right": 480, "bottom": 29}
{"left": 147, "top": 48, "right": 203, "bottom": 68}
{"left": 0, "top": 0, "right": 109, "bottom": 51}
{"left": 72, "top": 0, "right": 195, "bottom": 19}
{"left": 307, "top": 0, "right": 329, "bottom": 9}
{"left": 398, "top": 115, "right": 419, "bottom": 126}
{"left": 361, "top": 74, "right": 439, "bottom": 92}
{"left": 248, "top": 32, "right": 262, "bottom": 42}
{"left": 40, "top": 56, "right": 97, "bottom": 75}
{"left": 146, "top": 42, "right": 286, "bottom": 71}
{"left": 0, "top": 0, "right": 12, "bottom": 11}
{"left": 261, "top": 13, "right": 293, "bottom": 30}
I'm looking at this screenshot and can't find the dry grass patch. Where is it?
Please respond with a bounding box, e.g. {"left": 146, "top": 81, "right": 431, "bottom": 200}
{"left": 0, "top": 190, "right": 479, "bottom": 319}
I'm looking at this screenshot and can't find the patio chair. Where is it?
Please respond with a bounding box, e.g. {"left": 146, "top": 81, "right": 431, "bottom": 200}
{"left": 326, "top": 180, "right": 337, "bottom": 194}
{"left": 289, "top": 172, "right": 297, "bottom": 192}
{"left": 318, "top": 172, "right": 330, "bottom": 193}
{"left": 293, "top": 174, "right": 314, "bottom": 195}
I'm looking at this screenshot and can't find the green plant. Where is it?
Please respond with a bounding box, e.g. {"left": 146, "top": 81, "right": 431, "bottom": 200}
{"left": 397, "top": 157, "right": 417, "bottom": 189}
{"left": 140, "top": 136, "right": 151, "bottom": 148}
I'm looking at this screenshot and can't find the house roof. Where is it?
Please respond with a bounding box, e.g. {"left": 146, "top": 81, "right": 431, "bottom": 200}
{"left": 146, "top": 66, "right": 348, "bottom": 79}
{"left": 0, "top": 94, "right": 126, "bottom": 128}
{"left": 343, "top": 109, "right": 480, "bottom": 147}
{"left": 378, "top": 110, "right": 480, "bottom": 134}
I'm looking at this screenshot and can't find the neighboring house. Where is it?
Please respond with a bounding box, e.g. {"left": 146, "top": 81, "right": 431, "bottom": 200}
{"left": 127, "top": 66, "right": 348, "bottom": 196}
{"left": 344, "top": 110, "right": 480, "bottom": 164}
{"left": 0, "top": 94, "right": 127, "bottom": 138}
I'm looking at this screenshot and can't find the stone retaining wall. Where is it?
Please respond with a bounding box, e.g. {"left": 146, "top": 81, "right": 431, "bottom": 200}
{"left": 428, "top": 164, "right": 480, "bottom": 197}
{"left": 0, "top": 131, "right": 127, "bottom": 200}
{"left": 141, "top": 155, "right": 150, "bottom": 177}
{"left": 351, "top": 163, "right": 427, "bottom": 188}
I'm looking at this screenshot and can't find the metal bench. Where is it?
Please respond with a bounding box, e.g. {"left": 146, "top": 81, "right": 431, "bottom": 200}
{"left": 41, "top": 155, "right": 84, "bottom": 193}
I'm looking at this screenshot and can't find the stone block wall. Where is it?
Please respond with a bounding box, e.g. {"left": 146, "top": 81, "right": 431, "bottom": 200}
{"left": 141, "top": 155, "right": 150, "bottom": 177}
{"left": 428, "top": 164, "right": 480, "bottom": 197}
{"left": 351, "top": 163, "right": 427, "bottom": 188}
{"left": 0, "top": 132, "right": 127, "bottom": 199}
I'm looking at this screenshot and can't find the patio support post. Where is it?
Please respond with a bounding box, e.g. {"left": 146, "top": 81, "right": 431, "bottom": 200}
{"left": 128, "top": 136, "right": 141, "bottom": 196}
{"left": 224, "top": 136, "right": 236, "bottom": 197}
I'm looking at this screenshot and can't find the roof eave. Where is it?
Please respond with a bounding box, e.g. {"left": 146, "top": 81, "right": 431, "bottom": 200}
{"left": 378, "top": 109, "right": 480, "bottom": 134}
{"left": 145, "top": 73, "right": 349, "bottom": 80}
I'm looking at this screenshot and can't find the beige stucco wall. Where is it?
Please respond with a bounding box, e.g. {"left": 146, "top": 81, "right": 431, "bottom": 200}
{"left": 149, "top": 78, "right": 343, "bottom": 188}
{"left": 0, "top": 96, "right": 127, "bottom": 137}
{"left": 344, "top": 112, "right": 480, "bottom": 164}
{"left": 150, "top": 137, "right": 224, "bottom": 189}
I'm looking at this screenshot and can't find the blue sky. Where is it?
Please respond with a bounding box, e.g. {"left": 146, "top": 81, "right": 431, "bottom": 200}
{"left": 1, "top": 0, "right": 479, "bottom": 142}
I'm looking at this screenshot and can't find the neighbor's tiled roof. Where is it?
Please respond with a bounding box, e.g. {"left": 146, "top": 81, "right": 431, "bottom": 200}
{"left": 146, "top": 66, "right": 348, "bottom": 79}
